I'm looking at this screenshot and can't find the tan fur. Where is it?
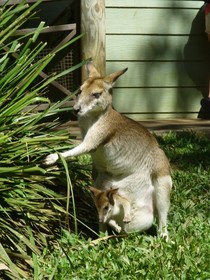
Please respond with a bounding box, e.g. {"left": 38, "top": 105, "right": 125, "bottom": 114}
{"left": 45, "top": 62, "right": 172, "bottom": 239}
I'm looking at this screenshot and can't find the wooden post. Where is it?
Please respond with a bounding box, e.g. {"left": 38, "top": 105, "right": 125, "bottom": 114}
{"left": 81, "top": 0, "right": 105, "bottom": 80}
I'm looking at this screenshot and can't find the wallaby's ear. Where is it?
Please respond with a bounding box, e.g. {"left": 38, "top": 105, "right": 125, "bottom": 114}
{"left": 106, "top": 188, "right": 119, "bottom": 205}
{"left": 89, "top": 186, "right": 102, "bottom": 197}
{"left": 86, "top": 61, "right": 101, "bottom": 78}
{"left": 104, "top": 68, "right": 128, "bottom": 87}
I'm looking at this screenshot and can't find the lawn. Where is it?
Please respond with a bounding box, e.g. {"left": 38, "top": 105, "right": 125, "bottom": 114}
{"left": 40, "top": 131, "right": 210, "bottom": 280}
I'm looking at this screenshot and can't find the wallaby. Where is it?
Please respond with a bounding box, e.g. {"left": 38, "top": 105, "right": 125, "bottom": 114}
{"left": 89, "top": 186, "right": 131, "bottom": 233}
{"left": 45, "top": 62, "right": 172, "bottom": 239}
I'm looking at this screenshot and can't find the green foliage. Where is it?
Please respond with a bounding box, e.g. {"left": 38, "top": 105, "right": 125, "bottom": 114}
{"left": 0, "top": 1, "right": 87, "bottom": 278}
{"left": 41, "top": 131, "right": 210, "bottom": 280}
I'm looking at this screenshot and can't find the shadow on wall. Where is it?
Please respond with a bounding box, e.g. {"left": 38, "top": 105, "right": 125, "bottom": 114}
{"left": 138, "top": 4, "right": 210, "bottom": 118}
{"left": 184, "top": 7, "right": 210, "bottom": 98}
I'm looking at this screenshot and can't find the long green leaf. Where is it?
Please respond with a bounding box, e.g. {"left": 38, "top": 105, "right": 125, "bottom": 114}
{"left": 59, "top": 155, "right": 78, "bottom": 234}
{"left": 0, "top": 0, "right": 43, "bottom": 44}
{"left": 0, "top": 243, "right": 26, "bottom": 279}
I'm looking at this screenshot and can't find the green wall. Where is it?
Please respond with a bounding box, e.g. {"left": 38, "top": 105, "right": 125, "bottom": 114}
{"left": 106, "top": 0, "right": 209, "bottom": 119}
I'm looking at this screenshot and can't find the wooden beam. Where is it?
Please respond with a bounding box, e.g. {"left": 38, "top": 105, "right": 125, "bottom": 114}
{"left": 22, "top": 101, "right": 74, "bottom": 113}
{"left": 81, "top": 0, "right": 105, "bottom": 80}
{"left": 12, "top": 24, "right": 76, "bottom": 36}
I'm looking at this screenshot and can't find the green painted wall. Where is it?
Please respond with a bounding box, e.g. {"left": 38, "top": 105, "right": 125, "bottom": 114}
{"left": 106, "top": 0, "right": 210, "bottom": 119}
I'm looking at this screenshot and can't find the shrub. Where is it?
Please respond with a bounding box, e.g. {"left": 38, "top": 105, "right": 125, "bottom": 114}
{"left": 0, "top": 1, "right": 86, "bottom": 278}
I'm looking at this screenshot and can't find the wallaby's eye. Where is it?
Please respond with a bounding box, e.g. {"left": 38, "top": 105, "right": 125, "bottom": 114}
{"left": 92, "top": 92, "right": 102, "bottom": 99}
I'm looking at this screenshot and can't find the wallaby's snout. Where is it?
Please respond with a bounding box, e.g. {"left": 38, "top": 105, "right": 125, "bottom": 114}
{"left": 98, "top": 215, "right": 105, "bottom": 223}
{"left": 73, "top": 104, "right": 81, "bottom": 116}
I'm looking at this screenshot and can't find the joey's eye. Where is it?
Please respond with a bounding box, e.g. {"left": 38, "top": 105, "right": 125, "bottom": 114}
{"left": 92, "top": 92, "right": 102, "bottom": 99}
{"left": 103, "top": 205, "right": 109, "bottom": 212}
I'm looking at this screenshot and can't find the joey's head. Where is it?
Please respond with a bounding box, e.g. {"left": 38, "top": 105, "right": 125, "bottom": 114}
{"left": 89, "top": 187, "right": 119, "bottom": 223}
{"left": 73, "top": 62, "right": 127, "bottom": 117}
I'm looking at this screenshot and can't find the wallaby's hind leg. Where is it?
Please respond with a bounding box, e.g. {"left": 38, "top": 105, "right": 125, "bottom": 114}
{"left": 153, "top": 175, "right": 172, "bottom": 241}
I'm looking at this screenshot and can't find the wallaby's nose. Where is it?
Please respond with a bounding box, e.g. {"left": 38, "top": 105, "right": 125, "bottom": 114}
{"left": 73, "top": 105, "right": 81, "bottom": 115}
{"left": 99, "top": 218, "right": 103, "bottom": 223}
{"left": 73, "top": 108, "right": 80, "bottom": 115}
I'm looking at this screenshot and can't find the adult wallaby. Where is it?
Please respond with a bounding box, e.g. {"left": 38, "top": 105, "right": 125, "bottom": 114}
{"left": 45, "top": 62, "right": 172, "bottom": 239}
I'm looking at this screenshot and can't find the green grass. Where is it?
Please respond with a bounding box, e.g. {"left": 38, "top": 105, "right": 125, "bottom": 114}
{"left": 40, "top": 131, "right": 210, "bottom": 280}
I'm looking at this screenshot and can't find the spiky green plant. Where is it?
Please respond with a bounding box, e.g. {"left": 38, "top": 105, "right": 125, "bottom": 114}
{"left": 0, "top": 1, "right": 87, "bottom": 278}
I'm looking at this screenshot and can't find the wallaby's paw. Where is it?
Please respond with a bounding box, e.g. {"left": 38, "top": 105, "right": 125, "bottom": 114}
{"left": 44, "top": 153, "right": 59, "bottom": 165}
{"left": 115, "top": 225, "right": 122, "bottom": 233}
{"left": 123, "top": 215, "right": 131, "bottom": 223}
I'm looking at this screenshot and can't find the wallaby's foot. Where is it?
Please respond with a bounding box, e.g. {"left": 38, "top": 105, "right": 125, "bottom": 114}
{"left": 44, "top": 153, "right": 59, "bottom": 165}
{"left": 123, "top": 214, "right": 131, "bottom": 223}
{"left": 160, "top": 229, "right": 169, "bottom": 242}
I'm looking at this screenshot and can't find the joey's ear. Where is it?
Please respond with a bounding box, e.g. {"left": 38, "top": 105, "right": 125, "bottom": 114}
{"left": 104, "top": 68, "right": 128, "bottom": 87}
{"left": 107, "top": 188, "right": 119, "bottom": 205}
{"left": 89, "top": 186, "right": 102, "bottom": 197}
{"left": 86, "top": 61, "right": 101, "bottom": 78}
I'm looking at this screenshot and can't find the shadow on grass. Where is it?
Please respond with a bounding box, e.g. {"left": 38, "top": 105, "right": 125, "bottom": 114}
{"left": 156, "top": 130, "right": 210, "bottom": 171}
